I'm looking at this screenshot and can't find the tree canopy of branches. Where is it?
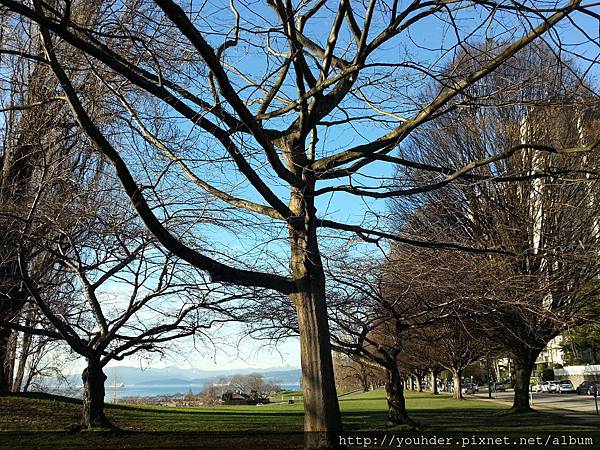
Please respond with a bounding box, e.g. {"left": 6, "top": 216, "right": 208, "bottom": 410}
{"left": 0, "top": 1, "right": 597, "bottom": 446}
{"left": 394, "top": 43, "right": 600, "bottom": 412}
{"left": 7, "top": 161, "right": 247, "bottom": 427}
{"left": 0, "top": 0, "right": 109, "bottom": 392}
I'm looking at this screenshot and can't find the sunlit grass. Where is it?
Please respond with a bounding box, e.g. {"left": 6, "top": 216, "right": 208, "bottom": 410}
{"left": 0, "top": 389, "right": 595, "bottom": 449}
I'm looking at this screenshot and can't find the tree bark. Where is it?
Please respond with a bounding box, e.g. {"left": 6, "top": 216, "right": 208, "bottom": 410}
{"left": 12, "top": 325, "right": 32, "bottom": 392}
{"left": 452, "top": 369, "right": 463, "bottom": 400}
{"left": 81, "top": 356, "right": 111, "bottom": 428}
{"left": 417, "top": 374, "right": 423, "bottom": 392}
{"left": 384, "top": 367, "right": 416, "bottom": 427}
{"left": 0, "top": 327, "right": 14, "bottom": 394}
{"left": 430, "top": 369, "right": 439, "bottom": 395}
{"left": 360, "top": 375, "right": 369, "bottom": 393}
{"left": 13, "top": 309, "right": 35, "bottom": 392}
{"left": 510, "top": 347, "right": 541, "bottom": 413}
{"left": 289, "top": 178, "right": 342, "bottom": 449}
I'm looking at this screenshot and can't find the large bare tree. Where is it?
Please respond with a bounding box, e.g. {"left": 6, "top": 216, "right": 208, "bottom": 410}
{"left": 0, "top": 1, "right": 597, "bottom": 447}
{"left": 0, "top": 0, "right": 105, "bottom": 392}
{"left": 396, "top": 43, "right": 600, "bottom": 412}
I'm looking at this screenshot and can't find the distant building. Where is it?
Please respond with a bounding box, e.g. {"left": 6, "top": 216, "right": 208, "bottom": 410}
{"left": 536, "top": 335, "right": 565, "bottom": 366}
{"left": 554, "top": 365, "right": 600, "bottom": 387}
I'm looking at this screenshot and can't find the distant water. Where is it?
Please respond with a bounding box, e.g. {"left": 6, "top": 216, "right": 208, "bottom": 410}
{"left": 98, "top": 383, "right": 302, "bottom": 401}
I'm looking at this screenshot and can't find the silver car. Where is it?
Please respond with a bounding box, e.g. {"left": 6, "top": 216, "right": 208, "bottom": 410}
{"left": 557, "top": 380, "right": 576, "bottom": 394}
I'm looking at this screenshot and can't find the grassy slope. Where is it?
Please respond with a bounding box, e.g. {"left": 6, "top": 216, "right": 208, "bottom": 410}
{"left": 0, "top": 390, "right": 596, "bottom": 449}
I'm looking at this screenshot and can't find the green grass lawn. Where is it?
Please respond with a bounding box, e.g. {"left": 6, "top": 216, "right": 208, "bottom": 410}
{"left": 0, "top": 390, "right": 597, "bottom": 449}
{"left": 269, "top": 389, "right": 303, "bottom": 403}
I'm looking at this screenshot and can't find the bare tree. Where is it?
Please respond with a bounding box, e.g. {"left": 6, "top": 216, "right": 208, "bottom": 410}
{"left": 5, "top": 167, "right": 246, "bottom": 427}
{"left": 0, "top": 0, "right": 106, "bottom": 392}
{"left": 328, "top": 248, "right": 473, "bottom": 426}
{"left": 0, "top": 1, "right": 597, "bottom": 446}
{"left": 395, "top": 43, "right": 600, "bottom": 412}
{"left": 412, "top": 321, "right": 487, "bottom": 400}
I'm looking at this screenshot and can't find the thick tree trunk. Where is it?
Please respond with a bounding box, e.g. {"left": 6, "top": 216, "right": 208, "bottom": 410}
{"left": 385, "top": 367, "right": 416, "bottom": 427}
{"left": 510, "top": 348, "right": 541, "bottom": 413}
{"left": 289, "top": 179, "right": 342, "bottom": 449}
{"left": 452, "top": 370, "right": 463, "bottom": 400}
{"left": 417, "top": 375, "right": 423, "bottom": 392}
{"left": 81, "top": 357, "right": 111, "bottom": 428}
{"left": 360, "top": 373, "right": 369, "bottom": 393}
{"left": 430, "top": 369, "right": 439, "bottom": 395}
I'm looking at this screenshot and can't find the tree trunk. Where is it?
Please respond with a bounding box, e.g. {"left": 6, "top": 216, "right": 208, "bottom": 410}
{"left": 0, "top": 327, "right": 14, "bottom": 394}
{"left": 385, "top": 367, "right": 416, "bottom": 427}
{"left": 417, "top": 375, "right": 423, "bottom": 392}
{"left": 430, "top": 369, "right": 439, "bottom": 395}
{"left": 510, "top": 347, "right": 541, "bottom": 413}
{"left": 4, "top": 330, "right": 16, "bottom": 391}
{"left": 81, "top": 357, "right": 111, "bottom": 428}
{"left": 452, "top": 369, "right": 463, "bottom": 400}
{"left": 289, "top": 178, "right": 342, "bottom": 449}
{"left": 360, "top": 373, "right": 369, "bottom": 393}
{"left": 13, "top": 311, "right": 35, "bottom": 392}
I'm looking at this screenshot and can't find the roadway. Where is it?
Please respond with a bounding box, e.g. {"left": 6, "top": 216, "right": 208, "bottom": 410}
{"left": 471, "top": 389, "right": 600, "bottom": 422}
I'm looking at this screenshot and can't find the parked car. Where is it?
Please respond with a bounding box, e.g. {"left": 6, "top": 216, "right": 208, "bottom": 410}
{"left": 576, "top": 380, "right": 600, "bottom": 395}
{"left": 547, "top": 380, "right": 561, "bottom": 393}
{"left": 537, "top": 381, "right": 553, "bottom": 392}
{"left": 493, "top": 383, "right": 506, "bottom": 392}
{"left": 556, "top": 380, "right": 576, "bottom": 394}
{"left": 462, "top": 383, "right": 479, "bottom": 394}
{"left": 531, "top": 383, "right": 544, "bottom": 393}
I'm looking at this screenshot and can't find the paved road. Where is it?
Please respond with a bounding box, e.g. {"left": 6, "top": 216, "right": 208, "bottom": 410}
{"left": 473, "top": 389, "right": 600, "bottom": 416}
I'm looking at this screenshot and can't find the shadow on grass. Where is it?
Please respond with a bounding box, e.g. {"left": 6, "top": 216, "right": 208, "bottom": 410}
{"left": 0, "top": 430, "right": 306, "bottom": 450}
{"left": 338, "top": 396, "right": 387, "bottom": 402}
{"left": 8, "top": 392, "right": 83, "bottom": 405}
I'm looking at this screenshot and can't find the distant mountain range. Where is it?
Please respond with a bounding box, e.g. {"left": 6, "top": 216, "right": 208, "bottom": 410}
{"left": 95, "top": 365, "right": 301, "bottom": 387}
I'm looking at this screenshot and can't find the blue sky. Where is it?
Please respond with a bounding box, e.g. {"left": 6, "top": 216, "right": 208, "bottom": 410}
{"left": 59, "top": 0, "right": 600, "bottom": 374}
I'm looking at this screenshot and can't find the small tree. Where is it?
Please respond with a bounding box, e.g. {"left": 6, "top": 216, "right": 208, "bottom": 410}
{"left": 329, "top": 249, "right": 471, "bottom": 426}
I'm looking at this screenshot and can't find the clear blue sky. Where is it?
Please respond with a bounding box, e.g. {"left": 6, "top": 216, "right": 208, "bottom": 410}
{"left": 69, "top": 0, "right": 599, "bottom": 374}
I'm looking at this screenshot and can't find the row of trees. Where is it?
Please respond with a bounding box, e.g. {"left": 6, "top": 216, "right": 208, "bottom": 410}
{"left": 0, "top": 1, "right": 598, "bottom": 449}
{"left": 326, "top": 44, "right": 600, "bottom": 425}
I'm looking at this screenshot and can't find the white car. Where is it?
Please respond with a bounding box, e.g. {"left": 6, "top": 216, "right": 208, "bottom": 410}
{"left": 547, "top": 381, "right": 561, "bottom": 393}
{"left": 532, "top": 383, "right": 544, "bottom": 393}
